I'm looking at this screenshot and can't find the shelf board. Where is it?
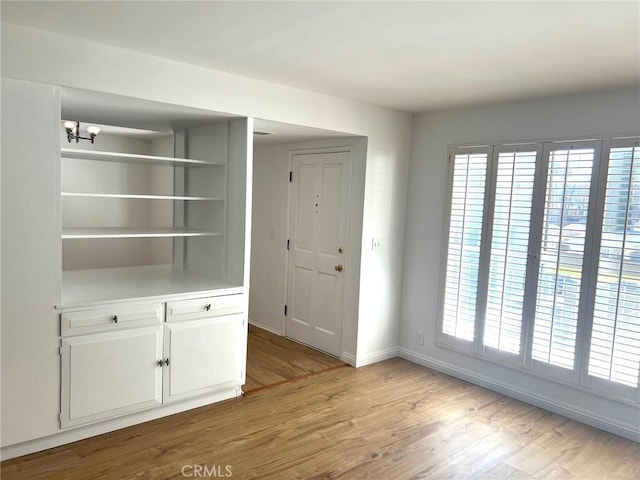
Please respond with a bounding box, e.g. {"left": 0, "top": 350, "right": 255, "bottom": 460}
{"left": 61, "top": 265, "right": 243, "bottom": 307}
{"left": 61, "top": 192, "right": 223, "bottom": 201}
{"left": 61, "top": 148, "right": 224, "bottom": 167}
{"left": 62, "top": 227, "right": 223, "bottom": 239}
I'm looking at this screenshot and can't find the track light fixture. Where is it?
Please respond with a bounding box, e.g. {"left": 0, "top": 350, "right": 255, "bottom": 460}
{"left": 62, "top": 121, "right": 101, "bottom": 144}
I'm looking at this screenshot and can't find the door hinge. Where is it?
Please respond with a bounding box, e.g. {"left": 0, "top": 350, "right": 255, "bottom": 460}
{"left": 287, "top": 239, "right": 290, "bottom": 250}
{"left": 58, "top": 412, "right": 64, "bottom": 422}
{"left": 59, "top": 346, "right": 63, "bottom": 356}
{"left": 284, "top": 305, "right": 288, "bottom": 316}
{"left": 289, "top": 171, "right": 293, "bottom": 182}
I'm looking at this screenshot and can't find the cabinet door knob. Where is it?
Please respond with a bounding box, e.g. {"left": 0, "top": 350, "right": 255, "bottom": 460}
{"left": 112, "top": 315, "right": 118, "bottom": 323}
{"left": 157, "top": 359, "right": 164, "bottom": 367}
{"left": 204, "top": 304, "right": 212, "bottom": 311}
{"left": 165, "top": 358, "right": 170, "bottom": 366}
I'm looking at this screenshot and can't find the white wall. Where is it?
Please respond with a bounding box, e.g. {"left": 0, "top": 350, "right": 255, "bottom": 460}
{"left": 400, "top": 87, "right": 640, "bottom": 440}
{"left": 1, "top": 23, "right": 411, "bottom": 370}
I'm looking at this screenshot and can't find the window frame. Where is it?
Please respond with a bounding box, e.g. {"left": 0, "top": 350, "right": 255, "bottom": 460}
{"left": 437, "top": 135, "right": 639, "bottom": 405}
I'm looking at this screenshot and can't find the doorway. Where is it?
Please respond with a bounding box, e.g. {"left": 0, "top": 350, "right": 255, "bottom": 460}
{"left": 285, "top": 149, "right": 352, "bottom": 357}
{"left": 248, "top": 121, "right": 365, "bottom": 372}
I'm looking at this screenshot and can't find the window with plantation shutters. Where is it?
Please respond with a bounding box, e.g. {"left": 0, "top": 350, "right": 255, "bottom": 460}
{"left": 484, "top": 149, "right": 537, "bottom": 355}
{"left": 442, "top": 149, "right": 488, "bottom": 342}
{"left": 439, "top": 136, "right": 639, "bottom": 403}
{"left": 532, "top": 146, "right": 595, "bottom": 371}
{"left": 588, "top": 142, "right": 640, "bottom": 389}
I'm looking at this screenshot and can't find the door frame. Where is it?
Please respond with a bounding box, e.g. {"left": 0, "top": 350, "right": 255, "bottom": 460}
{"left": 283, "top": 145, "right": 354, "bottom": 357}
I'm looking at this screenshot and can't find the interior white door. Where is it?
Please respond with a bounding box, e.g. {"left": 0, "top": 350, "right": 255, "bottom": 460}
{"left": 286, "top": 150, "right": 351, "bottom": 357}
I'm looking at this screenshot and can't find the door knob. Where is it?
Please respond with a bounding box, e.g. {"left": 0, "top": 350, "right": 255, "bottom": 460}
{"left": 334, "top": 264, "right": 343, "bottom": 272}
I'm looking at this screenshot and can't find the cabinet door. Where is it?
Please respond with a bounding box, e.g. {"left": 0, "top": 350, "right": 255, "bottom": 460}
{"left": 163, "top": 315, "right": 243, "bottom": 403}
{"left": 60, "top": 326, "right": 163, "bottom": 428}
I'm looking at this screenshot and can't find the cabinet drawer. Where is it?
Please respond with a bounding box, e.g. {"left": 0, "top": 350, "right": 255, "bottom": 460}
{"left": 61, "top": 302, "right": 164, "bottom": 336}
{"left": 166, "top": 294, "right": 243, "bottom": 323}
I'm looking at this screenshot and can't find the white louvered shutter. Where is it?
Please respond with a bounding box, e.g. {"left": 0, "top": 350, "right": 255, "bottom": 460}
{"left": 442, "top": 149, "right": 489, "bottom": 342}
{"left": 588, "top": 143, "right": 640, "bottom": 389}
{"left": 532, "top": 145, "right": 596, "bottom": 372}
{"left": 484, "top": 149, "right": 537, "bottom": 355}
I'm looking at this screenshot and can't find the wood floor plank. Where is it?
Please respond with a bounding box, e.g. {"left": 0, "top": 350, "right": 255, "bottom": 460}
{"left": 244, "top": 325, "right": 345, "bottom": 392}
{"left": 479, "top": 463, "right": 533, "bottom": 479}
{"left": 2, "top": 358, "right": 638, "bottom": 479}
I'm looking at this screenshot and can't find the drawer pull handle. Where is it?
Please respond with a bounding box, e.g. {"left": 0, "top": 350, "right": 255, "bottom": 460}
{"left": 112, "top": 315, "right": 118, "bottom": 323}
{"left": 165, "top": 358, "right": 170, "bottom": 366}
{"left": 204, "top": 304, "right": 212, "bottom": 311}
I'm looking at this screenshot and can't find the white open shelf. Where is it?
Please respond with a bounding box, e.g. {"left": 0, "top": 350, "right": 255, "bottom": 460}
{"left": 61, "top": 265, "right": 242, "bottom": 307}
{"left": 61, "top": 148, "right": 225, "bottom": 167}
{"left": 62, "top": 227, "right": 223, "bottom": 239}
{"left": 61, "top": 192, "right": 223, "bottom": 201}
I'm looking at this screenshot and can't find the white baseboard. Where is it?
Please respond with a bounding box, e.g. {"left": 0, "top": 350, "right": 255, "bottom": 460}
{"left": 341, "top": 352, "right": 357, "bottom": 367}
{"left": 353, "top": 347, "right": 399, "bottom": 368}
{"left": 1, "top": 387, "right": 240, "bottom": 461}
{"left": 399, "top": 347, "right": 640, "bottom": 443}
{"left": 248, "top": 318, "right": 282, "bottom": 336}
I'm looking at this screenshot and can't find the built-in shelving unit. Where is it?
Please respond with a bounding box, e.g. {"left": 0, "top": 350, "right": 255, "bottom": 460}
{"left": 1, "top": 80, "right": 252, "bottom": 452}
{"left": 59, "top": 120, "right": 249, "bottom": 306}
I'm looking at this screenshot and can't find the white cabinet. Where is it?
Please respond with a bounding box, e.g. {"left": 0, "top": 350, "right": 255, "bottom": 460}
{"left": 60, "top": 326, "right": 164, "bottom": 428}
{"left": 59, "top": 294, "right": 246, "bottom": 428}
{"left": 163, "top": 314, "right": 244, "bottom": 403}
{"left": 55, "top": 112, "right": 251, "bottom": 431}
{"left": 1, "top": 80, "right": 252, "bottom": 451}
{"left": 1, "top": 78, "right": 62, "bottom": 447}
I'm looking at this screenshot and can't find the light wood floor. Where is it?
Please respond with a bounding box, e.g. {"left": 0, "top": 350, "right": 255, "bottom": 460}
{"left": 244, "top": 324, "right": 346, "bottom": 393}
{"left": 2, "top": 356, "right": 639, "bottom": 478}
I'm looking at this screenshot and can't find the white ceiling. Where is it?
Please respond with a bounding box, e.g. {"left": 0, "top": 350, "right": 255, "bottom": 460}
{"left": 2, "top": 1, "right": 639, "bottom": 113}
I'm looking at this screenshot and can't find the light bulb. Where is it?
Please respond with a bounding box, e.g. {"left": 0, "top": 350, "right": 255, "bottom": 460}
{"left": 86, "top": 126, "right": 101, "bottom": 136}
{"left": 62, "top": 120, "right": 76, "bottom": 131}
